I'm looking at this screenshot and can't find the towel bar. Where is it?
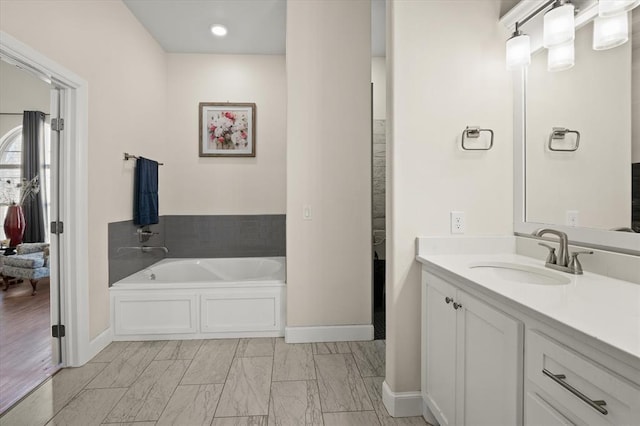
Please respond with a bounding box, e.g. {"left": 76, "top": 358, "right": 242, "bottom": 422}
{"left": 124, "top": 152, "right": 164, "bottom": 165}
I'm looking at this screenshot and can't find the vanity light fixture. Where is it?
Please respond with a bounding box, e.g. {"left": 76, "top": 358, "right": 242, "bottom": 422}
{"left": 598, "top": 0, "right": 640, "bottom": 17}
{"left": 505, "top": 0, "right": 639, "bottom": 71}
{"left": 506, "top": 22, "right": 531, "bottom": 70}
{"left": 543, "top": 0, "right": 575, "bottom": 48}
{"left": 548, "top": 42, "right": 575, "bottom": 71}
{"left": 210, "top": 24, "right": 228, "bottom": 37}
{"left": 593, "top": 12, "right": 629, "bottom": 49}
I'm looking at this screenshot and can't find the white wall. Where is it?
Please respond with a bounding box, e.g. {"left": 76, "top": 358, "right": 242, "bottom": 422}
{"left": 386, "top": 0, "right": 513, "bottom": 392}
{"left": 633, "top": 10, "right": 640, "bottom": 164}
{"left": 164, "top": 54, "right": 286, "bottom": 214}
{"left": 0, "top": 60, "right": 50, "bottom": 137}
{"left": 286, "top": 0, "right": 372, "bottom": 327}
{"left": 0, "top": 0, "right": 168, "bottom": 339}
{"left": 372, "top": 56, "right": 386, "bottom": 120}
{"left": 527, "top": 21, "right": 631, "bottom": 229}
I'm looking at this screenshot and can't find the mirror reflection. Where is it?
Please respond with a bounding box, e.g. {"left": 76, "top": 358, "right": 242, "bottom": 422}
{"left": 526, "top": 11, "right": 639, "bottom": 232}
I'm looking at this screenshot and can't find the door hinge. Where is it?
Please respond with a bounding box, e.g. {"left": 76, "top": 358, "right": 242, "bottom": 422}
{"left": 52, "top": 324, "right": 65, "bottom": 338}
{"left": 50, "top": 221, "right": 64, "bottom": 235}
{"left": 51, "top": 118, "right": 64, "bottom": 131}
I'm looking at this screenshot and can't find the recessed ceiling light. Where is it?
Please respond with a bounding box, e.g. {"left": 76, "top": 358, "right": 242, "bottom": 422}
{"left": 211, "top": 25, "right": 228, "bottom": 37}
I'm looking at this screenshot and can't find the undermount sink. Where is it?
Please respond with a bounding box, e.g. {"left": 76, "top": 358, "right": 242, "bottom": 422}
{"left": 468, "top": 262, "right": 571, "bottom": 286}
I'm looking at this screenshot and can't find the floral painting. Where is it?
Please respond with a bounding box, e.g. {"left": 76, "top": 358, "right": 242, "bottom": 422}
{"left": 199, "top": 103, "right": 256, "bottom": 157}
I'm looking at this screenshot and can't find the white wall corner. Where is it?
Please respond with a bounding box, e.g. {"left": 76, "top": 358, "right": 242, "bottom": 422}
{"left": 382, "top": 380, "right": 424, "bottom": 418}
{"left": 422, "top": 396, "right": 440, "bottom": 425}
{"left": 87, "top": 327, "right": 113, "bottom": 363}
{"left": 284, "top": 325, "right": 373, "bottom": 343}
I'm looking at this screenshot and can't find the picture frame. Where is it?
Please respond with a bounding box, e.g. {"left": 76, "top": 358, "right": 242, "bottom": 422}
{"left": 199, "top": 102, "right": 256, "bottom": 157}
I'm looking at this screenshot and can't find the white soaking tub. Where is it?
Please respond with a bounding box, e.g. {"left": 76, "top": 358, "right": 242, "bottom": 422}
{"left": 110, "top": 257, "right": 286, "bottom": 340}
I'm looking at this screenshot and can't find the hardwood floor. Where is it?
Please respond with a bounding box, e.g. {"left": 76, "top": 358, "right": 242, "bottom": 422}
{"left": 0, "top": 277, "right": 58, "bottom": 414}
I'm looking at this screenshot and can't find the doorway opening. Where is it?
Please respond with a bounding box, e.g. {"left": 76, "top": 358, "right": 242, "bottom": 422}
{"left": 372, "top": 115, "right": 386, "bottom": 341}
{"left": 0, "top": 59, "right": 64, "bottom": 414}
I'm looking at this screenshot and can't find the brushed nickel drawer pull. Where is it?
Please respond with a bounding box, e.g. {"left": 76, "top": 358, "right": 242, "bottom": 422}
{"left": 542, "top": 368, "right": 608, "bottom": 415}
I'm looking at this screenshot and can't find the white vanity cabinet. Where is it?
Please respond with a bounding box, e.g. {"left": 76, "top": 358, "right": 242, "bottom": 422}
{"left": 422, "top": 270, "right": 523, "bottom": 426}
{"left": 419, "top": 259, "right": 640, "bottom": 426}
{"left": 524, "top": 330, "right": 640, "bottom": 426}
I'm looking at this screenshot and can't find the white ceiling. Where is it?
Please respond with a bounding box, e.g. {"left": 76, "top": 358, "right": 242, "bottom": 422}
{"left": 123, "top": 0, "right": 386, "bottom": 56}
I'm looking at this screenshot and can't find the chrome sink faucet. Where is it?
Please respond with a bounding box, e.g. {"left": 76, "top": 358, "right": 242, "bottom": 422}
{"left": 532, "top": 228, "right": 593, "bottom": 275}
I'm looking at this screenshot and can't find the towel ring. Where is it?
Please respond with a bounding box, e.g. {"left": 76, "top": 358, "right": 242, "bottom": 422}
{"left": 548, "top": 128, "right": 580, "bottom": 152}
{"left": 461, "top": 126, "right": 494, "bottom": 151}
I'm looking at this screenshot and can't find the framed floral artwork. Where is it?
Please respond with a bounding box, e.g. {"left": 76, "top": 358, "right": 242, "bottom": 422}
{"left": 199, "top": 102, "right": 256, "bottom": 157}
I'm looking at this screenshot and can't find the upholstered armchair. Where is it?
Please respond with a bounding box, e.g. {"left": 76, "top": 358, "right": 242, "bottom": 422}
{"left": 2, "top": 243, "right": 50, "bottom": 295}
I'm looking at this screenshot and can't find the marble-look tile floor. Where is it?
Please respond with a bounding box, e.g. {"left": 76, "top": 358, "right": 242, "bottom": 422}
{"left": 0, "top": 338, "right": 429, "bottom": 426}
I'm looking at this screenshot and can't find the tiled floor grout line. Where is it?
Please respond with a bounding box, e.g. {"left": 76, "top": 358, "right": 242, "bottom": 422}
{"left": 267, "top": 340, "right": 277, "bottom": 424}
{"left": 212, "top": 339, "right": 240, "bottom": 419}
{"left": 349, "top": 351, "right": 377, "bottom": 417}
{"left": 342, "top": 345, "right": 383, "bottom": 425}
{"left": 88, "top": 341, "right": 162, "bottom": 424}
{"left": 152, "top": 350, "right": 197, "bottom": 424}
{"left": 311, "top": 350, "right": 326, "bottom": 418}
{"left": 95, "top": 341, "right": 167, "bottom": 424}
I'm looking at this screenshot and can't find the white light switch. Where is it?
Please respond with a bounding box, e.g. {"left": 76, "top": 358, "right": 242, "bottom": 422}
{"left": 566, "top": 210, "right": 579, "bottom": 227}
{"left": 303, "top": 205, "right": 312, "bottom": 220}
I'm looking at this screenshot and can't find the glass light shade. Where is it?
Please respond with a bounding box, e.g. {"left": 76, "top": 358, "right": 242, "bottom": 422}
{"left": 593, "top": 13, "right": 629, "bottom": 50}
{"left": 210, "top": 25, "right": 228, "bottom": 36}
{"left": 598, "top": 0, "right": 640, "bottom": 17}
{"left": 548, "top": 42, "right": 575, "bottom": 71}
{"left": 506, "top": 33, "right": 531, "bottom": 70}
{"left": 543, "top": 3, "right": 575, "bottom": 48}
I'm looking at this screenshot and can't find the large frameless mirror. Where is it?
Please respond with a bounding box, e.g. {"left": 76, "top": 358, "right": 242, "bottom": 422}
{"left": 504, "top": 0, "right": 640, "bottom": 254}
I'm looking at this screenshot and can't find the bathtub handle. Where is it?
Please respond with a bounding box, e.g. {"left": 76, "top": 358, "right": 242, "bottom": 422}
{"left": 137, "top": 227, "right": 159, "bottom": 243}
{"left": 136, "top": 230, "right": 159, "bottom": 236}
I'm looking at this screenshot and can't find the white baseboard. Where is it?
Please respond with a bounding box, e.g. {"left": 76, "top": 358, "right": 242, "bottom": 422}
{"left": 112, "top": 330, "right": 284, "bottom": 341}
{"left": 285, "top": 324, "right": 373, "bottom": 343}
{"left": 382, "top": 380, "right": 423, "bottom": 418}
{"left": 86, "top": 327, "right": 113, "bottom": 364}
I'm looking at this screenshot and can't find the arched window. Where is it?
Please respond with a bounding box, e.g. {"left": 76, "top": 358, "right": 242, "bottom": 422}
{"left": 0, "top": 124, "right": 50, "bottom": 242}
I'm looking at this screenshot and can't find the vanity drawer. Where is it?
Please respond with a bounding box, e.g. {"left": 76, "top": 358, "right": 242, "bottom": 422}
{"left": 526, "top": 330, "right": 640, "bottom": 426}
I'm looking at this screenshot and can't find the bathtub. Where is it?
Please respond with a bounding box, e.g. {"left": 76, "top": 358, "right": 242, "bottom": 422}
{"left": 110, "top": 257, "right": 286, "bottom": 340}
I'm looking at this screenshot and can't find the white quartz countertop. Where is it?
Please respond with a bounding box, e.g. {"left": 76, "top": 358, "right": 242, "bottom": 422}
{"left": 416, "top": 252, "right": 640, "bottom": 363}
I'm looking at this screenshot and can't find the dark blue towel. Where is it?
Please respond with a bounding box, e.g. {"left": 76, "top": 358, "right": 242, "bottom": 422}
{"left": 134, "top": 157, "right": 159, "bottom": 226}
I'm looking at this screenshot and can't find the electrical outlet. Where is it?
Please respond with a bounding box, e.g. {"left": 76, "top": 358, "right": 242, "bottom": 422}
{"left": 303, "top": 204, "right": 312, "bottom": 221}
{"left": 566, "top": 210, "right": 579, "bottom": 227}
{"left": 450, "top": 211, "right": 465, "bottom": 234}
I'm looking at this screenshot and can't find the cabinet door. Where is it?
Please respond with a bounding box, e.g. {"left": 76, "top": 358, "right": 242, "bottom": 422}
{"left": 456, "top": 291, "right": 523, "bottom": 426}
{"left": 424, "top": 274, "right": 458, "bottom": 426}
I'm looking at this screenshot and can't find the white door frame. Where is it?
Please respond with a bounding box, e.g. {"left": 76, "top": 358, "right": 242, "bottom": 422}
{"left": 0, "top": 31, "right": 91, "bottom": 366}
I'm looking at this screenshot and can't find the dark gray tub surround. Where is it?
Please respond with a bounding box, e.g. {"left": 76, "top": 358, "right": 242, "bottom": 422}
{"left": 108, "top": 214, "right": 286, "bottom": 285}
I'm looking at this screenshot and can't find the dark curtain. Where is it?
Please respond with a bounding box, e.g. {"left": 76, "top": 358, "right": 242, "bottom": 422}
{"left": 22, "top": 111, "right": 46, "bottom": 243}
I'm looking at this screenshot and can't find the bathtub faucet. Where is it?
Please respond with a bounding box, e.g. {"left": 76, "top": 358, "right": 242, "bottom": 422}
{"left": 116, "top": 246, "right": 169, "bottom": 254}
{"left": 141, "top": 246, "right": 169, "bottom": 253}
